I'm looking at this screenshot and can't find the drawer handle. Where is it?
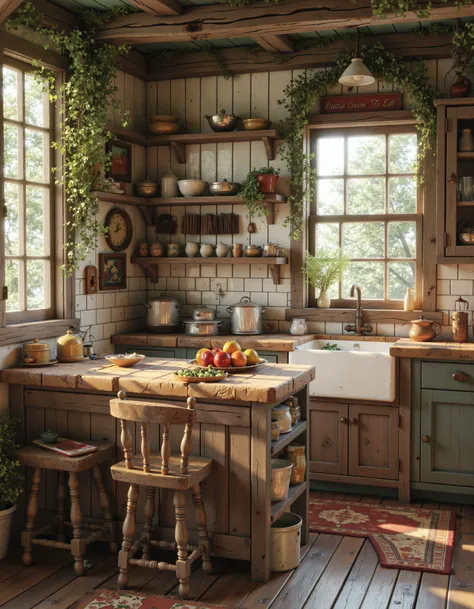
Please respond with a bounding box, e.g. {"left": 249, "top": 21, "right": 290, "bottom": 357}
{"left": 340, "top": 417, "right": 347, "bottom": 424}
{"left": 422, "top": 435, "right": 431, "bottom": 443}
{"left": 452, "top": 372, "right": 470, "bottom": 383}
{"left": 350, "top": 417, "right": 358, "bottom": 425}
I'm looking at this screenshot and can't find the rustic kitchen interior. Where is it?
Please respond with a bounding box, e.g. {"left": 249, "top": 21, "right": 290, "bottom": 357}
{"left": 1, "top": 1, "right": 474, "bottom": 609}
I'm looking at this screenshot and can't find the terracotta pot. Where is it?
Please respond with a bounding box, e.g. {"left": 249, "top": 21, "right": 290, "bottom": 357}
{"left": 257, "top": 173, "right": 278, "bottom": 194}
{"left": 451, "top": 74, "right": 472, "bottom": 98}
{"left": 408, "top": 317, "right": 442, "bottom": 342}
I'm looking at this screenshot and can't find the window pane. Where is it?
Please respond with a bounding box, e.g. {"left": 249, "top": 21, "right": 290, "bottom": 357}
{"left": 347, "top": 135, "right": 385, "bottom": 175}
{"left": 25, "top": 73, "right": 48, "bottom": 128}
{"left": 317, "top": 137, "right": 344, "bottom": 176}
{"left": 389, "top": 261, "right": 415, "bottom": 300}
{"left": 347, "top": 177, "right": 385, "bottom": 215}
{"left": 317, "top": 179, "right": 344, "bottom": 215}
{"left": 388, "top": 176, "right": 417, "bottom": 214}
{"left": 3, "top": 67, "right": 19, "bottom": 120}
{"left": 27, "top": 260, "right": 47, "bottom": 310}
{"left": 343, "top": 261, "right": 384, "bottom": 299}
{"left": 389, "top": 134, "right": 417, "bottom": 173}
{"left": 388, "top": 222, "right": 416, "bottom": 258}
{"left": 5, "top": 182, "right": 20, "bottom": 256}
{"left": 25, "top": 129, "right": 48, "bottom": 183}
{"left": 316, "top": 223, "right": 339, "bottom": 252}
{"left": 343, "top": 222, "right": 384, "bottom": 258}
{"left": 6, "top": 260, "right": 20, "bottom": 312}
{"left": 26, "top": 186, "right": 49, "bottom": 255}
{"left": 4, "top": 123, "right": 20, "bottom": 178}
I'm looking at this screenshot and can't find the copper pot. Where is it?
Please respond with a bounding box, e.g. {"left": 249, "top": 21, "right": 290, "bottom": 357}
{"left": 409, "top": 317, "right": 442, "bottom": 342}
{"left": 451, "top": 74, "right": 472, "bottom": 98}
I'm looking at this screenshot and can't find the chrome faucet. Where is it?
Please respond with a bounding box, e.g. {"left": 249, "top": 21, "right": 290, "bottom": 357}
{"left": 344, "top": 284, "right": 373, "bottom": 335}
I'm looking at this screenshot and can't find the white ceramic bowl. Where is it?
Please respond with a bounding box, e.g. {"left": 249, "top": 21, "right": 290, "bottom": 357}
{"left": 105, "top": 354, "right": 145, "bottom": 368}
{"left": 178, "top": 179, "right": 207, "bottom": 197}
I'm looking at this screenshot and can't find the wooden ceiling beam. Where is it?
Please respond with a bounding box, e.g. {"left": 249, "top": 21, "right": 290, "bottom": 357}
{"left": 96, "top": 0, "right": 474, "bottom": 44}
{"left": 253, "top": 34, "right": 293, "bottom": 53}
{"left": 0, "top": 0, "right": 23, "bottom": 24}
{"left": 125, "top": 0, "right": 182, "bottom": 16}
{"left": 147, "top": 32, "right": 453, "bottom": 80}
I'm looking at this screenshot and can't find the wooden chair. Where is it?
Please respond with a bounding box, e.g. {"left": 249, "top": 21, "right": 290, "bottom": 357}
{"left": 109, "top": 391, "right": 213, "bottom": 599}
{"left": 17, "top": 442, "right": 117, "bottom": 575}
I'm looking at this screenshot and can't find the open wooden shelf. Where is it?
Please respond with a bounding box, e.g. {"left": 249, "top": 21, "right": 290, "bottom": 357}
{"left": 457, "top": 201, "right": 474, "bottom": 207}
{"left": 271, "top": 482, "right": 307, "bottom": 523}
{"left": 106, "top": 124, "right": 281, "bottom": 162}
{"left": 271, "top": 421, "right": 307, "bottom": 456}
{"left": 458, "top": 152, "right": 474, "bottom": 160}
{"left": 131, "top": 255, "right": 288, "bottom": 284}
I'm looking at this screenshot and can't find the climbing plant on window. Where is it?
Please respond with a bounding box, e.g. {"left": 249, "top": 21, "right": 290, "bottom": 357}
{"left": 6, "top": 1, "right": 130, "bottom": 275}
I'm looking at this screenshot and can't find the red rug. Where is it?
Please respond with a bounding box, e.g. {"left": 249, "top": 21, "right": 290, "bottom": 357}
{"left": 73, "top": 589, "right": 228, "bottom": 609}
{"left": 309, "top": 498, "right": 455, "bottom": 574}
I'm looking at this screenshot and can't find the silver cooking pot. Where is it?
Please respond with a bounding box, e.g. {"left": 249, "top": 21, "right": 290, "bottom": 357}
{"left": 146, "top": 294, "right": 180, "bottom": 333}
{"left": 226, "top": 296, "right": 266, "bottom": 335}
{"left": 191, "top": 306, "right": 216, "bottom": 321}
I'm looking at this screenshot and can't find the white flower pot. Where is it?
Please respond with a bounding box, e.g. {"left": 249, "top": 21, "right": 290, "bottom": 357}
{"left": 0, "top": 504, "right": 16, "bottom": 560}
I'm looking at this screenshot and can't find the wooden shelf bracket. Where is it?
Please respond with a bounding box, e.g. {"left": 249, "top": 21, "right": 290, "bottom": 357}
{"left": 138, "top": 261, "right": 158, "bottom": 283}
{"left": 171, "top": 141, "right": 186, "bottom": 164}
{"left": 269, "top": 264, "right": 280, "bottom": 285}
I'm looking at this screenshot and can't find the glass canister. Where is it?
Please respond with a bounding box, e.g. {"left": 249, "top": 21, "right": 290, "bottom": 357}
{"left": 287, "top": 444, "right": 306, "bottom": 485}
{"left": 272, "top": 405, "right": 292, "bottom": 433}
{"left": 290, "top": 318, "right": 308, "bottom": 336}
{"left": 460, "top": 128, "right": 474, "bottom": 152}
{"left": 453, "top": 296, "right": 469, "bottom": 343}
{"left": 161, "top": 171, "right": 178, "bottom": 199}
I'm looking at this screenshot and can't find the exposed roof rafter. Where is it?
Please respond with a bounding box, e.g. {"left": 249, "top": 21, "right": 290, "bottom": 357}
{"left": 253, "top": 34, "right": 294, "bottom": 53}
{"left": 126, "top": 0, "right": 182, "bottom": 16}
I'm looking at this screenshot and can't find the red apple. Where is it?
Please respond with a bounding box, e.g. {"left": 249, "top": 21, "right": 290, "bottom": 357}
{"left": 197, "top": 349, "right": 214, "bottom": 367}
{"left": 211, "top": 347, "right": 223, "bottom": 356}
{"left": 214, "top": 351, "right": 231, "bottom": 368}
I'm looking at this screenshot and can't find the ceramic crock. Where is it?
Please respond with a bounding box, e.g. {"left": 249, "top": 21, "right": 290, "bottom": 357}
{"left": 57, "top": 329, "right": 84, "bottom": 363}
{"left": 185, "top": 242, "right": 199, "bottom": 257}
{"left": 150, "top": 242, "right": 164, "bottom": 257}
{"left": 216, "top": 242, "right": 229, "bottom": 258}
{"left": 23, "top": 338, "right": 51, "bottom": 364}
{"left": 161, "top": 172, "right": 178, "bottom": 199}
{"left": 408, "top": 317, "right": 442, "bottom": 342}
{"left": 167, "top": 243, "right": 180, "bottom": 257}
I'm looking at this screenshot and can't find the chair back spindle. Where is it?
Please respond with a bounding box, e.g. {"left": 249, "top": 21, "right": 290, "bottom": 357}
{"left": 180, "top": 397, "right": 196, "bottom": 474}
{"left": 161, "top": 423, "right": 170, "bottom": 475}
{"left": 140, "top": 424, "right": 150, "bottom": 472}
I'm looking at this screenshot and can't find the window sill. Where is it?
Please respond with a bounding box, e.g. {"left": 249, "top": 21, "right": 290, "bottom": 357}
{"left": 285, "top": 309, "right": 443, "bottom": 324}
{"left": 0, "top": 318, "right": 79, "bottom": 347}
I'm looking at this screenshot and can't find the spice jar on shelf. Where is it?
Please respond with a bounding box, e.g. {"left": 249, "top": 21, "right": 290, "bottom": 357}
{"left": 287, "top": 444, "right": 306, "bottom": 485}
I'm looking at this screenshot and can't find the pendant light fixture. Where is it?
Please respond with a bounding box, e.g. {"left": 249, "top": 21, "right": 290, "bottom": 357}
{"left": 338, "top": 30, "right": 375, "bottom": 87}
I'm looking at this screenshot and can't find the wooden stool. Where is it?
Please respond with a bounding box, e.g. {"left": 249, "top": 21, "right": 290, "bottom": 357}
{"left": 18, "top": 442, "right": 117, "bottom": 575}
{"left": 109, "top": 392, "right": 213, "bottom": 599}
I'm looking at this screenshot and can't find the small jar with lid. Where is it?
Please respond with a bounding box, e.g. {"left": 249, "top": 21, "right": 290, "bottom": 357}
{"left": 57, "top": 329, "right": 84, "bottom": 363}
{"left": 287, "top": 444, "right": 306, "bottom": 485}
{"left": 161, "top": 171, "right": 178, "bottom": 199}
{"left": 23, "top": 338, "right": 51, "bottom": 364}
{"left": 272, "top": 405, "right": 292, "bottom": 433}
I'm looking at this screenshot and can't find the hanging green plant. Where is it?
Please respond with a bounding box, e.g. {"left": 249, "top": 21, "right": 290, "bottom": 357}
{"left": 240, "top": 166, "right": 280, "bottom": 220}
{"left": 6, "top": 1, "right": 130, "bottom": 275}
{"left": 371, "top": 0, "right": 472, "bottom": 18}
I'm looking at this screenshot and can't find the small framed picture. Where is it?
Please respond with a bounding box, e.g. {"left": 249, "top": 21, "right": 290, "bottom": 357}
{"left": 106, "top": 139, "right": 132, "bottom": 183}
{"left": 98, "top": 253, "right": 127, "bottom": 291}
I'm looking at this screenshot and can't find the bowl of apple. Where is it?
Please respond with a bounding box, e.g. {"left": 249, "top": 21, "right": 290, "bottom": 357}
{"left": 192, "top": 341, "right": 268, "bottom": 373}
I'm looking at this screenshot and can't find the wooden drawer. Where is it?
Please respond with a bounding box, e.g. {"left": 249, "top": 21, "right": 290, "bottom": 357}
{"left": 422, "top": 362, "right": 474, "bottom": 392}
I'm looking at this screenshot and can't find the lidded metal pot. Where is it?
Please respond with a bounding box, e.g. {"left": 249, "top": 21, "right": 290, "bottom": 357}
{"left": 146, "top": 293, "right": 180, "bottom": 333}
{"left": 226, "top": 296, "right": 266, "bottom": 335}
{"left": 453, "top": 296, "right": 469, "bottom": 343}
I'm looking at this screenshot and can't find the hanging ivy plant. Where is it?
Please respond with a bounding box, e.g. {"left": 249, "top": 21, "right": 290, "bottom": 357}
{"left": 6, "top": 1, "right": 130, "bottom": 275}
{"left": 371, "top": 0, "right": 473, "bottom": 18}
{"left": 240, "top": 167, "right": 280, "bottom": 220}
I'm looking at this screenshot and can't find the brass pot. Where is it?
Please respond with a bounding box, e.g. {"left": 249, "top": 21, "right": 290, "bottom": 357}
{"left": 149, "top": 120, "right": 181, "bottom": 135}
{"left": 408, "top": 317, "right": 442, "bottom": 342}
{"left": 23, "top": 338, "right": 51, "bottom": 364}
{"left": 204, "top": 109, "right": 240, "bottom": 132}
{"left": 57, "top": 329, "right": 84, "bottom": 363}
{"left": 137, "top": 181, "right": 158, "bottom": 197}
{"left": 242, "top": 118, "right": 272, "bottom": 131}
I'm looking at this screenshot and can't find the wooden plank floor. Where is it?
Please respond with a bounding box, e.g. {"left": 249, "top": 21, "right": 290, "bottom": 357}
{"left": 1, "top": 494, "right": 472, "bottom": 609}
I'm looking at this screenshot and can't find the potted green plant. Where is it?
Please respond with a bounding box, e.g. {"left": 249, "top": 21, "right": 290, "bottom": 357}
{"left": 0, "top": 418, "right": 23, "bottom": 560}
{"left": 240, "top": 167, "right": 280, "bottom": 220}
{"left": 302, "top": 249, "right": 350, "bottom": 309}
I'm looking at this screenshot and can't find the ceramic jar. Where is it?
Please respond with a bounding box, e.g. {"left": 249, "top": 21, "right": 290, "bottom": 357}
{"left": 139, "top": 242, "right": 149, "bottom": 257}
{"left": 167, "top": 243, "right": 180, "bottom": 257}
{"left": 23, "top": 338, "right": 51, "bottom": 364}
{"left": 232, "top": 243, "right": 243, "bottom": 258}
{"left": 290, "top": 318, "right": 308, "bottom": 336}
{"left": 287, "top": 444, "right": 306, "bottom": 485}
{"left": 271, "top": 420, "right": 280, "bottom": 441}
{"left": 272, "top": 405, "right": 292, "bottom": 433}
{"left": 403, "top": 288, "right": 416, "bottom": 312}
{"left": 216, "top": 242, "right": 229, "bottom": 258}
{"left": 150, "top": 242, "right": 164, "bottom": 257}
{"left": 185, "top": 242, "right": 199, "bottom": 257}
{"left": 200, "top": 243, "right": 214, "bottom": 258}
{"left": 460, "top": 129, "right": 474, "bottom": 152}
{"left": 137, "top": 180, "right": 157, "bottom": 197}
{"left": 317, "top": 290, "right": 331, "bottom": 309}
{"left": 161, "top": 171, "right": 178, "bottom": 199}
{"left": 57, "top": 329, "right": 84, "bottom": 363}
{"left": 245, "top": 244, "right": 261, "bottom": 257}
{"left": 408, "top": 317, "right": 442, "bottom": 342}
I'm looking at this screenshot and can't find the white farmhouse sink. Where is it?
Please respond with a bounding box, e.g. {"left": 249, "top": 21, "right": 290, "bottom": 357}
{"left": 289, "top": 339, "right": 396, "bottom": 402}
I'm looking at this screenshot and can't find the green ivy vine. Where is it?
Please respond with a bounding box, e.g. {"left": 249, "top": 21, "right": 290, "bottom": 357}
{"left": 6, "top": 1, "right": 130, "bottom": 275}
{"left": 371, "top": 0, "right": 472, "bottom": 18}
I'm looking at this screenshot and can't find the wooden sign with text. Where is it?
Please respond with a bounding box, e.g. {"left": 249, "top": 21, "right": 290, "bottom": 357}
{"left": 321, "top": 93, "right": 402, "bottom": 114}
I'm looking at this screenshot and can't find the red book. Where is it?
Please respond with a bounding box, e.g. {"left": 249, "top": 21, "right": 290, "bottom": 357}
{"left": 32, "top": 438, "right": 97, "bottom": 457}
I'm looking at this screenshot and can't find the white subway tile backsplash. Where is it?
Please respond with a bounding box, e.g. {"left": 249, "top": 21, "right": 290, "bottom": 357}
{"left": 171, "top": 263, "right": 186, "bottom": 277}
{"left": 111, "top": 307, "right": 125, "bottom": 322}
{"left": 262, "top": 279, "right": 277, "bottom": 293}
{"left": 228, "top": 278, "right": 244, "bottom": 292}
{"left": 103, "top": 293, "right": 116, "bottom": 308}
{"left": 196, "top": 278, "right": 211, "bottom": 291}
{"left": 458, "top": 264, "right": 474, "bottom": 279}
{"left": 97, "top": 308, "right": 111, "bottom": 324}
{"left": 166, "top": 278, "right": 179, "bottom": 290}
{"left": 437, "top": 280, "right": 450, "bottom": 295}
{"left": 437, "top": 295, "right": 459, "bottom": 311}
{"left": 75, "top": 295, "right": 87, "bottom": 311}
{"left": 233, "top": 264, "right": 250, "bottom": 278}
{"left": 437, "top": 264, "right": 457, "bottom": 279}
{"left": 179, "top": 277, "right": 196, "bottom": 291}
{"left": 80, "top": 309, "right": 96, "bottom": 326}
{"left": 217, "top": 264, "right": 232, "bottom": 278}
{"left": 269, "top": 292, "right": 288, "bottom": 307}
{"left": 186, "top": 291, "right": 202, "bottom": 305}
{"left": 250, "top": 264, "right": 268, "bottom": 278}
{"left": 326, "top": 322, "right": 343, "bottom": 334}
{"left": 201, "top": 264, "right": 217, "bottom": 278}
{"left": 250, "top": 292, "right": 268, "bottom": 306}
{"left": 451, "top": 280, "right": 473, "bottom": 296}
{"left": 245, "top": 278, "right": 263, "bottom": 292}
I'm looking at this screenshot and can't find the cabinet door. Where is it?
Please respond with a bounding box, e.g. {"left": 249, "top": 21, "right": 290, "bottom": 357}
{"left": 348, "top": 404, "right": 399, "bottom": 480}
{"left": 421, "top": 390, "right": 474, "bottom": 486}
{"left": 309, "top": 401, "right": 348, "bottom": 475}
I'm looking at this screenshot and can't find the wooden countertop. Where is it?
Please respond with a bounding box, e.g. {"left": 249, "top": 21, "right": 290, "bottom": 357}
{"left": 111, "top": 333, "right": 316, "bottom": 352}
{"left": 1, "top": 358, "right": 315, "bottom": 404}
{"left": 390, "top": 339, "right": 474, "bottom": 361}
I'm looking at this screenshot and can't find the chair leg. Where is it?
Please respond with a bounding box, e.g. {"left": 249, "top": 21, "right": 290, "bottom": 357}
{"left": 92, "top": 464, "right": 118, "bottom": 553}
{"left": 69, "top": 472, "right": 85, "bottom": 576}
{"left": 21, "top": 467, "right": 41, "bottom": 566}
{"left": 191, "top": 484, "right": 212, "bottom": 575}
{"left": 142, "top": 487, "right": 155, "bottom": 560}
{"left": 118, "top": 484, "right": 139, "bottom": 589}
{"left": 56, "top": 471, "right": 67, "bottom": 542}
{"left": 174, "top": 490, "right": 191, "bottom": 599}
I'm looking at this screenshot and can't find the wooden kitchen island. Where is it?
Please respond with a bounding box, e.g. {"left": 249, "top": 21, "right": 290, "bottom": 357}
{"left": 2, "top": 358, "right": 314, "bottom": 582}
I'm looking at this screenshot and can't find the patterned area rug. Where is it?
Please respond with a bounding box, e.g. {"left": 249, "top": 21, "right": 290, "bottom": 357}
{"left": 73, "top": 589, "right": 228, "bottom": 609}
{"left": 309, "top": 498, "right": 455, "bottom": 574}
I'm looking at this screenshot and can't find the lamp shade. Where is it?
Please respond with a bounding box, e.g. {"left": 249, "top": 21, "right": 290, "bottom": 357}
{"left": 338, "top": 58, "right": 375, "bottom": 87}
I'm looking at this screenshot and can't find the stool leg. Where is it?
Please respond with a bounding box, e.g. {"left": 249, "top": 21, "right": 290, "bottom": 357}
{"left": 191, "top": 484, "right": 212, "bottom": 575}
{"left": 142, "top": 487, "right": 155, "bottom": 560}
{"left": 92, "top": 464, "right": 117, "bottom": 553}
{"left": 69, "top": 472, "right": 85, "bottom": 576}
{"left": 57, "top": 471, "right": 66, "bottom": 542}
{"left": 174, "top": 490, "right": 191, "bottom": 599}
{"left": 22, "top": 467, "right": 41, "bottom": 566}
{"left": 118, "top": 483, "right": 138, "bottom": 589}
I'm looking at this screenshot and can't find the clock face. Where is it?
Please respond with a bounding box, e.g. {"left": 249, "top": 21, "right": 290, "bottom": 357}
{"left": 105, "top": 209, "right": 133, "bottom": 251}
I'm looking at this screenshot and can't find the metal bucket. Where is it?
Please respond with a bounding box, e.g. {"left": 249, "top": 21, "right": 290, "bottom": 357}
{"left": 271, "top": 459, "right": 293, "bottom": 502}
{"left": 271, "top": 512, "right": 302, "bottom": 572}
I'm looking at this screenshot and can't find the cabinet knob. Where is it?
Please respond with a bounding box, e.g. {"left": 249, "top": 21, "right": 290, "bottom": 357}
{"left": 448, "top": 172, "right": 457, "bottom": 184}
{"left": 340, "top": 417, "right": 347, "bottom": 424}
{"left": 350, "top": 417, "right": 358, "bottom": 425}
{"left": 452, "top": 372, "right": 470, "bottom": 383}
{"left": 422, "top": 435, "right": 431, "bottom": 443}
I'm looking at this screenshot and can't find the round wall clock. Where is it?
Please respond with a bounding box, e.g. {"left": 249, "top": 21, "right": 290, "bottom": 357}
{"left": 104, "top": 208, "right": 133, "bottom": 252}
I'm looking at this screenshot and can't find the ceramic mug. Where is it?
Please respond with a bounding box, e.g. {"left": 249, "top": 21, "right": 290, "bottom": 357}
{"left": 167, "top": 243, "right": 180, "bottom": 257}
